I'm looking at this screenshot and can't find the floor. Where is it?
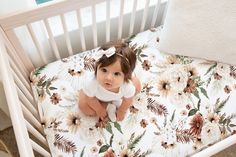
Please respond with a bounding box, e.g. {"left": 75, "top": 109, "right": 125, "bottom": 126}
{"left": 0, "top": 109, "right": 11, "bottom": 131}
{"left": 0, "top": 151, "right": 11, "bottom": 157}
{"left": 0, "top": 109, "right": 13, "bottom": 157}
{"left": 0, "top": 141, "right": 11, "bottom": 157}
{"left": 0, "top": 127, "right": 19, "bottom": 157}
{"left": 213, "top": 144, "right": 236, "bottom": 157}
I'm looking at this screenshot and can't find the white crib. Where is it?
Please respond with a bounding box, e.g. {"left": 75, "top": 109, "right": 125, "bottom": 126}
{"left": 0, "top": 0, "right": 236, "bottom": 157}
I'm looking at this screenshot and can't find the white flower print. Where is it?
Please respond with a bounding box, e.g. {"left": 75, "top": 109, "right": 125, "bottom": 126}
{"left": 201, "top": 122, "right": 221, "bottom": 146}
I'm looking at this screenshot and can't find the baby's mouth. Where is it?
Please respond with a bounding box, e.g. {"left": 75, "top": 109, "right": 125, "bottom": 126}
{"left": 104, "top": 82, "right": 112, "bottom": 87}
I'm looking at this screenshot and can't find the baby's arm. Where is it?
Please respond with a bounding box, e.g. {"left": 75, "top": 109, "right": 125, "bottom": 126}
{"left": 116, "top": 97, "right": 133, "bottom": 121}
{"left": 131, "top": 74, "right": 141, "bottom": 94}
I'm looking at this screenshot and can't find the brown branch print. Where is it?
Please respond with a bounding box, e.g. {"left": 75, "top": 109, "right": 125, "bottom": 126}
{"left": 84, "top": 56, "right": 95, "bottom": 71}
{"left": 230, "top": 66, "right": 236, "bottom": 79}
{"left": 147, "top": 98, "right": 168, "bottom": 116}
{"left": 54, "top": 134, "right": 77, "bottom": 155}
{"left": 176, "top": 129, "right": 194, "bottom": 143}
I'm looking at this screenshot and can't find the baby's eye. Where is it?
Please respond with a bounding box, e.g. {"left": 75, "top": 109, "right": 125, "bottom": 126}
{"left": 114, "top": 72, "right": 121, "bottom": 76}
{"left": 100, "top": 68, "right": 107, "bottom": 73}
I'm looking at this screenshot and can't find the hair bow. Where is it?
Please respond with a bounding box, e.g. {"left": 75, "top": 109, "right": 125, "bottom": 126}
{"left": 94, "top": 47, "right": 116, "bottom": 60}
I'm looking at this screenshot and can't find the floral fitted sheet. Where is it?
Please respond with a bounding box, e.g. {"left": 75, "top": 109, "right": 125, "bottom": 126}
{"left": 30, "top": 27, "right": 236, "bottom": 157}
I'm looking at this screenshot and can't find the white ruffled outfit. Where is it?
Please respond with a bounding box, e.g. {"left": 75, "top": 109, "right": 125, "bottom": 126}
{"left": 82, "top": 73, "right": 135, "bottom": 121}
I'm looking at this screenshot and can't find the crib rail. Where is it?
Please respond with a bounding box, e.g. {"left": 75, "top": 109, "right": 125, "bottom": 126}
{"left": 0, "top": 0, "right": 166, "bottom": 67}
{"left": 0, "top": 0, "right": 167, "bottom": 156}
{"left": 0, "top": 0, "right": 104, "bottom": 30}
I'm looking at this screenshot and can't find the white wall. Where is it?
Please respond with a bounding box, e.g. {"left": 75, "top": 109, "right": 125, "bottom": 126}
{"left": 0, "top": 0, "right": 36, "bottom": 15}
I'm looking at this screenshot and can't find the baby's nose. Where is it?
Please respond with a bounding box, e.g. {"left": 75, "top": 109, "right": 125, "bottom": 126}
{"left": 106, "top": 73, "right": 113, "bottom": 80}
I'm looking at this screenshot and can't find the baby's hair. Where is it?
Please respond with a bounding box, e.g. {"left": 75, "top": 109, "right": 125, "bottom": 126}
{"left": 95, "top": 40, "right": 136, "bottom": 82}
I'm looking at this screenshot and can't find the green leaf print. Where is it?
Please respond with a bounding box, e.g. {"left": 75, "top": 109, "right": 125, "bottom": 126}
{"left": 215, "top": 96, "right": 230, "bottom": 113}
{"left": 109, "top": 134, "right": 114, "bottom": 146}
{"left": 34, "top": 66, "right": 46, "bottom": 76}
{"left": 200, "top": 87, "right": 209, "bottom": 99}
{"left": 106, "top": 122, "right": 113, "bottom": 134}
{"left": 205, "top": 62, "right": 217, "bottom": 75}
{"left": 127, "top": 131, "right": 146, "bottom": 150}
{"left": 99, "top": 144, "right": 110, "bottom": 153}
{"left": 188, "top": 109, "right": 198, "bottom": 117}
{"left": 80, "top": 146, "right": 85, "bottom": 157}
{"left": 113, "top": 122, "right": 123, "bottom": 134}
{"left": 170, "top": 110, "right": 176, "bottom": 122}
{"left": 126, "top": 34, "right": 136, "bottom": 43}
{"left": 193, "top": 89, "right": 200, "bottom": 99}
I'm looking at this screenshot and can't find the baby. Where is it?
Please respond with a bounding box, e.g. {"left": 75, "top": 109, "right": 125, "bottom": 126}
{"left": 79, "top": 40, "right": 141, "bottom": 121}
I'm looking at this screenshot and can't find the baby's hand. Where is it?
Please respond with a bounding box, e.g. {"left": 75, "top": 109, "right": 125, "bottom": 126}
{"left": 116, "top": 108, "right": 126, "bottom": 121}
{"left": 96, "top": 108, "right": 107, "bottom": 119}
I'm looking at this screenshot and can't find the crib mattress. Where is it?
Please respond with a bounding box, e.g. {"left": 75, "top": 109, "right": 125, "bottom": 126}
{"left": 30, "top": 27, "right": 236, "bottom": 157}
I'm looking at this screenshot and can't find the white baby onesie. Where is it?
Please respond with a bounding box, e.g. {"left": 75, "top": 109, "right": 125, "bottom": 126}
{"left": 82, "top": 73, "right": 135, "bottom": 121}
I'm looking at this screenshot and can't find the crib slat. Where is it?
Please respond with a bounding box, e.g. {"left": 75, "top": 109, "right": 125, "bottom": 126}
{"left": 0, "top": 37, "right": 35, "bottom": 157}
{"left": 25, "top": 120, "right": 48, "bottom": 146}
{"left": 129, "top": 0, "right": 138, "bottom": 36}
{"left": 92, "top": 3, "right": 98, "bottom": 48}
{"left": 13, "top": 70, "right": 32, "bottom": 101}
{"left": 17, "top": 87, "right": 38, "bottom": 119}
{"left": 140, "top": 0, "right": 150, "bottom": 32}
{"left": 27, "top": 24, "right": 47, "bottom": 64}
{"left": 6, "top": 46, "right": 30, "bottom": 81}
{"left": 118, "top": 0, "right": 125, "bottom": 39}
{"left": 161, "top": 0, "right": 169, "bottom": 25}
{"left": 76, "top": 9, "right": 86, "bottom": 51}
{"left": 12, "top": 69, "right": 35, "bottom": 106}
{"left": 0, "top": 28, "right": 33, "bottom": 75}
{"left": 151, "top": 0, "right": 161, "bottom": 28}
{"left": 31, "top": 140, "right": 51, "bottom": 157}
{"left": 20, "top": 100, "right": 39, "bottom": 125}
{"left": 43, "top": 19, "right": 61, "bottom": 60}
{"left": 13, "top": 74, "right": 34, "bottom": 106}
{"left": 21, "top": 102, "right": 44, "bottom": 133}
{"left": 9, "top": 56, "right": 31, "bottom": 90}
{"left": 2, "top": 29, "right": 35, "bottom": 72}
{"left": 60, "top": 14, "right": 73, "bottom": 56}
{"left": 106, "top": 0, "right": 110, "bottom": 42}
{"left": 8, "top": 48, "right": 29, "bottom": 80}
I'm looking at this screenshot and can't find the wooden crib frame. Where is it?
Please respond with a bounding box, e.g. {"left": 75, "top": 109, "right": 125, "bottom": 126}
{"left": 0, "top": 0, "right": 235, "bottom": 156}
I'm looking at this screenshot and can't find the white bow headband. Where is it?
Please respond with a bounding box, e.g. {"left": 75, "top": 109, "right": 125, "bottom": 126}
{"left": 94, "top": 47, "right": 116, "bottom": 60}
{"left": 94, "top": 46, "right": 130, "bottom": 64}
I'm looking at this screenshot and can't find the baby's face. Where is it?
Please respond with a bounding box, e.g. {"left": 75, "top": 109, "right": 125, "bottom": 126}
{"left": 96, "top": 59, "right": 124, "bottom": 93}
